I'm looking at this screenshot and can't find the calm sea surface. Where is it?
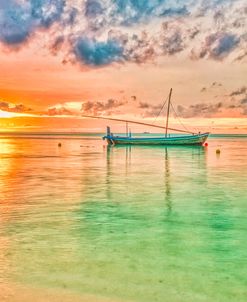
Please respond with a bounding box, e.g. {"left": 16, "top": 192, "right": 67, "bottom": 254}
{"left": 0, "top": 133, "right": 246, "bottom": 301}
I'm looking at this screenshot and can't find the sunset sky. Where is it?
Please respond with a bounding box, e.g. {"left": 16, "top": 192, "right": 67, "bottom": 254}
{"left": 0, "top": 0, "right": 247, "bottom": 132}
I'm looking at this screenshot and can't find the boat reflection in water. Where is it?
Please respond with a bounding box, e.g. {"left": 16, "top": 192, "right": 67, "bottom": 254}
{"left": 1, "top": 134, "right": 245, "bottom": 302}
{"left": 104, "top": 144, "right": 207, "bottom": 215}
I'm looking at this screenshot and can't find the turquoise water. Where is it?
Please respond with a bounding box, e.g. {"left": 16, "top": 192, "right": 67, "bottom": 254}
{"left": 0, "top": 134, "right": 246, "bottom": 301}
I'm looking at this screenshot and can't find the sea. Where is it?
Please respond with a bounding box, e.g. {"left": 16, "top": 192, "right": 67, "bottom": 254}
{"left": 0, "top": 133, "right": 246, "bottom": 302}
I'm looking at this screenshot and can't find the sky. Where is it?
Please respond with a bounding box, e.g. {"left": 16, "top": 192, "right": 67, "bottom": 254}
{"left": 0, "top": 0, "right": 247, "bottom": 133}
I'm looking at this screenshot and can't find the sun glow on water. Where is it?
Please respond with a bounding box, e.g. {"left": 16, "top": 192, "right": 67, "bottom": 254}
{"left": 0, "top": 134, "right": 246, "bottom": 302}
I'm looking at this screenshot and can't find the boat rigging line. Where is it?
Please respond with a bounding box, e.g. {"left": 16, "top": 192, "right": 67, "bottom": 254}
{"left": 170, "top": 102, "right": 191, "bottom": 133}
{"left": 151, "top": 94, "right": 169, "bottom": 126}
{"left": 81, "top": 114, "right": 195, "bottom": 134}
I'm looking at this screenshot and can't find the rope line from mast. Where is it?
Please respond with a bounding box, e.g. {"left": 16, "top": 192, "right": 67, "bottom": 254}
{"left": 81, "top": 115, "right": 195, "bottom": 134}
{"left": 170, "top": 102, "right": 199, "bottom": 134}
{"left": 170, "top": 102, "right": 191, "bottom": 133}
{"left": 151, "top": 95, "right": 169, "bottom": 126}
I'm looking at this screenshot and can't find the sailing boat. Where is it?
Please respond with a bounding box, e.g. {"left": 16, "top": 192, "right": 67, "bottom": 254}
{"left": 83, "top": 89, "right": 209, "bottom": 146}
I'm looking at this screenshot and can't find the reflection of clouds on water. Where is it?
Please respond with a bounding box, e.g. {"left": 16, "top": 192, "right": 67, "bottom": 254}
{"left": 1, "top": 136, "right": 246, "bottom": 302}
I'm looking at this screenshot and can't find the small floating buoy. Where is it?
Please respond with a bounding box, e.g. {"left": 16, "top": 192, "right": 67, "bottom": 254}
{"left": 204, "top": 142, "right": 208, "bottom": 147}
{"left": 58, "top": 143, "right": 62, "bottom": 147}
{"left": 216, "top": 149, "right": 220, "bottom": 154}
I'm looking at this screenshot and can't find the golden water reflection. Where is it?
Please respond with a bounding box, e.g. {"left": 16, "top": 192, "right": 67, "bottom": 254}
{"left": 0, "top": 135, "right": 246, "bottom": 302}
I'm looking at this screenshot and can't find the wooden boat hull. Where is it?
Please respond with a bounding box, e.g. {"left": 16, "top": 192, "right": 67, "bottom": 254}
{"left": 103, "top": 132, "right": 209, "bottom": 146}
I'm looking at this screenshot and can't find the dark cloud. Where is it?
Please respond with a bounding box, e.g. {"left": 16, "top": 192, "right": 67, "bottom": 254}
{"left": 0, "top": 100, "right": 32, "bottom": 113}
{"left": 0, "top": 0, "right": 246, "bottom": 67}
{"left": 31, "top": 0, "right": 65, "bottom": 28}
{"left": 200, "top": 82, "right": 222, "bottom": 93}
{"left": 211, "top": 33, "right": 240, "bottom": 59}
{"left": 72, "top": 29, "right": 157, "bottom": 66}
{"left": 62, "top": 6, "right": 78, "bottom": 26}
{"left": 74, "top": 37, "right": 124, "bottom": 66}
{"left": 113, "top": 0, "right": 190, "bottom": 26}
{"left": 85, "top": 0, "right": 104, "bottom": 17}
{"left": 0, "top": 0, "right": 65, "bottom": 46}
{"left": 187, "top": 27, "right": 200, "bottom": 40}
{"left": 139, "top": 102, "right": 150, "bottom": 109}
{"left": 160, "top": 22, "right": 185, "bottom": 55}
{"left": 138, "top": 95, "right": 247, "bottom": 118}
{"left": 0, "top": 101, "right": 9, "bottom": 109}
{"left": 49, "top": 36, "right": 64, "bottom": 55}
{"left": 211, "top": 81, "right": 222, "bottom": 87}
{"left": 240, "top": 96, "right": 247, "bottom": 104}
{"left": 213, "top": 10, "right": 225, "bottom": 27}
{"left": 0, "top": 1, "right": 32, "bottom": 45}
{"left": 235, "top": 50, "right": 247, "bottom": 61}
{"left": 191, "top": 32, "right": 240, "bottom": 60}
{"left": 138, "top": 101, "right": 163, "bottom": 117}
{"left": 230, "top": 86, "right": 247, "bottom": 96}
{"left": 175, "top": 93, "right": 247, "bottom": 117}
{"left": 67, "top": 0, "right": 193, "bottom": 64}
{"left": 81, "top": 98, "right": 125, "bottom": 115}
{"left": 79, "top": 0, "right": 191, "bottom": 35}
{"left": 47, "top": 106, "right": 72, "bottom": 116}
{"left": 160, "top": 6, "right": 189, "bottom": 17}
{"left": 177, "top": 102, "right": 223, "bottom": 118}
{"left": 125, "top": 31, "right": 156, "bottom": 63}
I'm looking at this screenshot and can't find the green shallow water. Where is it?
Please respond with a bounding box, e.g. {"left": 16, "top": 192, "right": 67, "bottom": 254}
{"left": 0, "top": 135, "right": 246, "bottom": 301}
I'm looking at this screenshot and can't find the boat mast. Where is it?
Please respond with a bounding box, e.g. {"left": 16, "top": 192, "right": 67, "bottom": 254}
{"left": 126, "top": 122, "right": 128, "bottom": 137}
{"left": 165, "top": 88, "right": 172, "bottom": 137}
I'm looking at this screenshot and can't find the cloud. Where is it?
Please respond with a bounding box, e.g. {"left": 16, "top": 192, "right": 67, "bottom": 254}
{"left": 47, "top": 106, "right": 72, "bottom": 116}
{"left": 177, "top": 102, "right": 223, "bottom": 118}
{"left": 160, "top": 6, "right": 189, "bottom": 17}
{"left": 134, "top": 84, "right": 247, "bottom": 118}
{"left": 109, "top": 0, "right": 191, "bottom": 27}
{"left": 49, "top": 35, "right": 64, "bottom": 55}
{"left": 81, "top": 98, "right": 126, "bottom": 115}
{"left": 229, "top": 86, "right": 247, "bottom": 96}
{"left": 74, "top": 36, "right": 124, "bottom": 66}
{"left": 191, "top": 32, "right": 240, "bottom": 60}
{"left": 0, "top": 0, "right": 246, "bottom": 67}
{"left": 31, "top": 0, "right": 65, "bottom": 28}
{"left": 235, "top": 50, "right": 247, "bottom": 61}
{"left": 0, "top": 0, "right": 64, "bottom": 46}
{"left": 139, "top": 102, "right": 150, "bottom": 109}
{"left": 71, "top": 29, "right": 157, "bottom": 66}
{"left": 176, "top": 86, "right": 247, "bottom": 117}
{"left": 200, "top": 82, "right": 223, "bottom": 92}
{"left": 0, "top": 1, "right": 32, "bottom": 45}
{"left": 211, "top": 81, "right": 222, "bottom": 87}
{"left": 240, "top": 96, "right": 247, "bottom": 104}
{"left": 0, "top": 101, "right": 9, "bottom": 110}
{"left": 138, "top": 99, "right": 221, "bottom": 119}
{"left": 0, "top": 100, "right": 32, "bottom": 113}
{"left": 137, "top": 101, "right": 164, "bottom": 117}
{"left": 210, "top": 33, "right": 240, "bottom": 59}
{"left": 160, "top": 22, "right": 185, "bottom": 55}
{"left": 85, "top": 0, "right": 104, "bottom": 18}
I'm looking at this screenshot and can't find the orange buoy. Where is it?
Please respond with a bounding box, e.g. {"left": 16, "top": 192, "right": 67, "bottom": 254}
{"left": 204, "top": 142, "right": 208, "bottom": 147}
{"left": 58, "top": 143, "right": 62, "bottom": 147}
{"left": 216, "top": 149, "right": 220, "bottom": 154}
